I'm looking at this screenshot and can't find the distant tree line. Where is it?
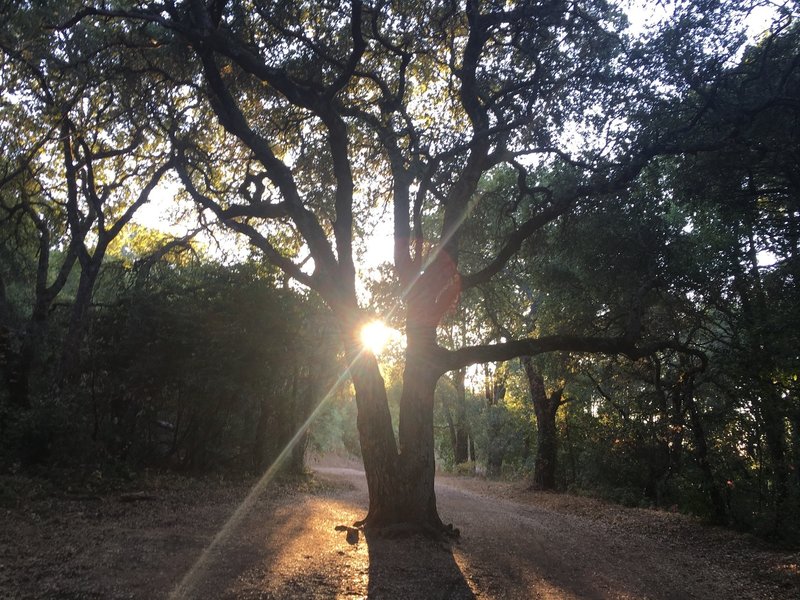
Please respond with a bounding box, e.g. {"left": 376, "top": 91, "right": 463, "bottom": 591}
{"left": 0, "top": 242, "right": 338, "bottom": 477}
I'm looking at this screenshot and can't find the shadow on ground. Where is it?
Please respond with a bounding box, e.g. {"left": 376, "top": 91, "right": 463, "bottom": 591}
{"left": 364, "top": 530, "right": 475, "bottom": 599}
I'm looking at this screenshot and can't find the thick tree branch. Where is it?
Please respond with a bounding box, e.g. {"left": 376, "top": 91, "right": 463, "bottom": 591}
{"left": 460, "top": 195, "right": 573, "bottom": 290}
{"left": 438, "top": 335, "right": 707, "bottom": 376}
{"left": 218, "top": 201, "right": 290, "bottom": 220}
{"left": 197, "top": 49, "right": 339, "bottom": 277}
{"left": 322, "top": 114, "right": 357, "bottom": 290}
{"left": 60, "top": 120, "right": 92, "bottom": 269}
{"left": 327, "top": 0, "right": 365, "bottom": 99}
{"left": 585, "top": 371, "right": 630, "bottom": 421}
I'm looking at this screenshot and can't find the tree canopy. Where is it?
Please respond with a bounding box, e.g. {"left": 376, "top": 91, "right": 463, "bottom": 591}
{"left": 1, "top": 0, "right": 798, "bottom": 538}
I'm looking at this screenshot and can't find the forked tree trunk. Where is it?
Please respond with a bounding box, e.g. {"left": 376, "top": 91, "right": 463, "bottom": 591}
{"left": 346, "top": 316, "right": 450, "bottom": 534}
{"left": 335, "top": 253, "right": 460, "bottom": 535}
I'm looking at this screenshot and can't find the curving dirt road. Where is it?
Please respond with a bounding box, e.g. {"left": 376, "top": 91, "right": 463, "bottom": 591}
{"left": 1, "top": 465, "right": 797, "bottom": 598}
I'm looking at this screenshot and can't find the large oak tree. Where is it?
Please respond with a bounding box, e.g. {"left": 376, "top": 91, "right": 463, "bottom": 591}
{"left": 63, "top": 0, "right": 779, "bottom": 533}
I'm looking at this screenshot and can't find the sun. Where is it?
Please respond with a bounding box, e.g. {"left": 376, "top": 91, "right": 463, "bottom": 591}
{"left": 360, "top": 320, "right": 396, "bottom": 355}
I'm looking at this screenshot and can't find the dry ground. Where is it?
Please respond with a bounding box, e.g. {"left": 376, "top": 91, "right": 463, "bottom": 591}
{"left": 0, "top": 459, "right": 798, "bottom": 599}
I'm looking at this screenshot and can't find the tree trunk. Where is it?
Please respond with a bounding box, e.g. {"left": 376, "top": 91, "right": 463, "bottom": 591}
{"left": 790, "top": 402, "right": 800, "bottom": 490}
{"left": 443, "top": 368, "right": 470, "bottom": 465}
{"left": 4, "top": 341, "right": 32, "bottom": 410}
{"left": 0, "top": 279, "right": 27, "bottom": 409}
{"left": 59, "top": 262, "right": 101, "bottom": 385}
{"left": 564, "top": 407, "right": 578, "bottom": 485}
{"left": 484, "top": 364, "right": 508, "bottom": 478}
{"left": 5, "top": 299, "right": 53, "bottom": 411}
{"left": 346, "top": 315, "right": 452, "bottom": 534}
{"left": 485, "top": 405, "right": 507, "bottom": 478}
{"left": 395, "top": 324, "right": 448, "bottom": 530}
{"left": 452, "top": 368, "right": 470, "bottom": 464}
{"left": 344, "top": 333, "right": 400, "bottom": 527}
{"left": 522, "top": 357, "right": 562, "bottom": 491}
{"left": 532, "top": 402, "right": 559, "bottom": 490}
{"left": 287, "top": 366, "right": 321, "bottom": 475}
{"left": 253, "top": 391, "right": 271, "bottom": 472}
{"left": 1, "top": 275, "right": 53, "bottom": 410}
{"left": 687, "top": 396, "right": 727, "bottom": 523}
{"left": 667, "top": 395, "right": 685, "bottom": 479}
{"left": 760, "top": 391, "right": 789, "bottom": 530}
{"left": 442, "top": 397, "right": 458, "bottom": 463}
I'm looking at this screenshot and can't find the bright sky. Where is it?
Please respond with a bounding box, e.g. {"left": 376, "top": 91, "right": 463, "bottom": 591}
{"left": 133, "top": 179, "right": 253, "bottom": 263}
{"left": 624, "top": 0, "right": 782, "bottom": 39}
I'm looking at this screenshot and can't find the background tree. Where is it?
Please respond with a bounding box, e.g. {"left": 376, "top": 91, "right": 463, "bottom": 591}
{"left": 661, "top": 20, "right": 800, "bottom": 533}
{"left": 0, "top": 2, "right": 175, "bottom": 412}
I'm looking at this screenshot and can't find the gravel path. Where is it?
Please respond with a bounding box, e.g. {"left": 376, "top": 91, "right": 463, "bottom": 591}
{"left": 1, "top": 466, "right": 797, "bottom": 599}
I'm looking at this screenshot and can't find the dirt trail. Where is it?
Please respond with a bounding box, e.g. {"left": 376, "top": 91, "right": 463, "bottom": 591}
{"left": 1, "top": 465, "right": 798, "bottom": 599}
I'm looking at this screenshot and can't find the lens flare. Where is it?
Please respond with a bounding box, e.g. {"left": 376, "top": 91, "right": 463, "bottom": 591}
{"left": 360, "top": 320, "right": 395, "bottom": 354}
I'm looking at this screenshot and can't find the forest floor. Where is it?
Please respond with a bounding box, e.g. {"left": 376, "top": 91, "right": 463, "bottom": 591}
{"left": 1, "top": 456, "right": 798, "bottom": 599}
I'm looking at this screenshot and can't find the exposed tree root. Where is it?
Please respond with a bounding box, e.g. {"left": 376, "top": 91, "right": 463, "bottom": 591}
{"left": 348, "top": 517, "right": 460, "bottom": 544}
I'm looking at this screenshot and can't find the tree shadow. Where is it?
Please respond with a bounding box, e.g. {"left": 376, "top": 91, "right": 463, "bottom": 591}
{"left": 363, "top": 530, "right": 476, "bottom": 599}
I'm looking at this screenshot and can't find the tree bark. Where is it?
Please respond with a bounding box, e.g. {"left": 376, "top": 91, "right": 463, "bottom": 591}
{"left": 760, "top": 390, "right": 789, "bottom": 529}
{"left": 485, "top": 406, "right": 506, "bottom": 478}
{"left": 3, "top": 338, "right": 33, "bottom": 411}
{"left": 253, "top": 391, "right": 271, "bottom": 472}
{"left": 484, "top": 365, "right": 508, "bottom": 479}
{"left": 442, "top": 396, "right": 458, "bottom": 464}
{"left": 1, "top": 233, "right": 70, "bottom": 409}
{"left": 397, "top": 352, "right": 442, "bottom": 528}
{"left": 452, "top": 368, "right": 470, "bottom": 464}
{"left": 343, "top": 326, "right": 400, "bottom": 528}
{"left": 791, "top": 401, "right": 800, "bottom": 491}
{"left": 443, "top": 368, "right": 470, "bottom": 465}
{"left": 59, "top": 261, "right": 101, "bottom": 385}
{"left": 522, "top": 357, "right": 562, "bottom": 491}
{"left": 345, "top": 306, "right": 452, "bottom": 534}
{"left": 394, "top": 320, "right": 449, "bottom": 530}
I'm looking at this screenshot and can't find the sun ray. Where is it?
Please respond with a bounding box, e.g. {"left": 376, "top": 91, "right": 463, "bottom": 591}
{"left": 168, "top": 364, "right": 355, "bottom": 599}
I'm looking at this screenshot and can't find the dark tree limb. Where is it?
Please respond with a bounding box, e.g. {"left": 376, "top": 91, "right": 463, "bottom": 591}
{"left": 174, "top": 161, "right": 315, "bottom": 289}
{"left": 438, "top": 335, "right": 707, "bottom": 376}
